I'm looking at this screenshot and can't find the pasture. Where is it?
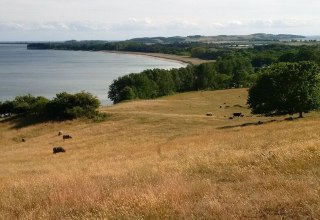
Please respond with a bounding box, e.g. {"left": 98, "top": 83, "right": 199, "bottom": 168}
{"left": 0, "top": 88, "right": 319, "bottom": 219}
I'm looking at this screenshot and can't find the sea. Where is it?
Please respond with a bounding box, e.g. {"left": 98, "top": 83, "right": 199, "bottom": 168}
{"left": 0, "top": 44, "right": 186, "bottom": 104}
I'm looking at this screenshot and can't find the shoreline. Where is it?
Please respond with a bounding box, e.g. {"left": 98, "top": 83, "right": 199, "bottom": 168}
{"left": 101, "top": 50, "right": 214, "bottom": 66}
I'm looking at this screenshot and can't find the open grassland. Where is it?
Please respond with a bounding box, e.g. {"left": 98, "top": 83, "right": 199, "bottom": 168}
{"left": 1, "top": 88, "right": 320, "bottom": 219}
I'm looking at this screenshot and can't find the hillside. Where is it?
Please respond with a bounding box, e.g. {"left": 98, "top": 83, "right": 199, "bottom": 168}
{"left": 1, "top": 89, "right": 320, "bottom": 219}
{"left": 129, "top": 34, "right": 305, "bottom": 44}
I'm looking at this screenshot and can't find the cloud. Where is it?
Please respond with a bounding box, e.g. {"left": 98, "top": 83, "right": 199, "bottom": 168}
{"left": 0, "top": 18, "right": 319, "bottom": 41}
{"left": 111, "top": 18, "right": 156, "bottom": 31}
{"left": 0, "top": 21, "right": 110, "bottom": 32}
{"left": 248, "top": 19, "right": 309, "bottom": 28}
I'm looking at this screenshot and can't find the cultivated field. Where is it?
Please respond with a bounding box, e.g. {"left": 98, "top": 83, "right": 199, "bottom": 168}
{"left": 0, "top": 88, "right": 319, "bottom": 219}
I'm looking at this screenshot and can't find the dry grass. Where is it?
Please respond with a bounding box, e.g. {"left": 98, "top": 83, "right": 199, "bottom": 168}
{"left": 1, "top": 88, "right": 320, "bottom": 219}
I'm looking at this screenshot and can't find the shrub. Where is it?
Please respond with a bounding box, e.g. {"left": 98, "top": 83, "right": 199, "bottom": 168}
{"left": 46, "top": 91, "right": 100, "bottom": 119}
{"left": 0, "top": 101, "right": 15, "bottom": 115}
{"left": 0, "top": 92, "right": 101, "bottom": 121}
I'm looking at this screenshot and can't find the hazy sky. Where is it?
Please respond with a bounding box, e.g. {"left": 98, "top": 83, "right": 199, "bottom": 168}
{"left": 0, "top": 0, "right": 319, "bottom": 41}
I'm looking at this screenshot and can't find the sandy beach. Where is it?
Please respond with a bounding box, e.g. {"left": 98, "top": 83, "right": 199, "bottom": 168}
{"left": 102, "top": 51, "right": 214, "bottom": 65}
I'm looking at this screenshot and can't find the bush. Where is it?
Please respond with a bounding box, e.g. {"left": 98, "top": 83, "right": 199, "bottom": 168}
{"left": 0, "top": 95, "right": 49, "bottom": 116}
{"left": 46, "top": 91, "right": 100, "bottom": 119}
{"left": 0, "top": 100, "right": 15, "bottom": 115}
{"left": 0, "top": 92, "right": 101, "bottom": 121}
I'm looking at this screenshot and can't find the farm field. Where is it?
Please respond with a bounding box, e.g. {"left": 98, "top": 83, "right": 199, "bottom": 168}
{"left": 1, "top": 88, "right": 320, "bottom": 219}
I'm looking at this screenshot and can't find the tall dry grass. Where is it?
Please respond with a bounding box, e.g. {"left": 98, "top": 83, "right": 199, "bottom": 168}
{"left": 0, "top": 89, "right": 319, "bottom": 219}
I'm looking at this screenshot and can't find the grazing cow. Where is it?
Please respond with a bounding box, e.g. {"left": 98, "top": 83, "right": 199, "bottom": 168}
{"left": 63, "top": 134, "right": 72, "bottom": 139}
{"left": 233, "top": 112, "right": 244, "bottom": 117}
{"left": 53, "top": 147, "right": 66, "bottom": 154}
{"left": 206, "top": 112, "right": 213, "bottom": 117}
{"left": 257, "top": 121, "right": 264, "bottom": 125}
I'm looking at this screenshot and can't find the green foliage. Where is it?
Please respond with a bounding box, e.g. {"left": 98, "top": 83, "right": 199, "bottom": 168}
{"left": 278, "top": 48, "right": 320, "bottom": 64}
{"left": 46, "top": 92, "right": 100, "bottom": 119}
{"left": 108, "top": 61, "right": 244, "bottom": 103}
{"left": 28, "top": 41, "right": 194, "bottom": 56}
{"left": 174, "top": 66, "right": 196, "bottom": 92}
{"left": 0, "top": 100, "right": 15, "bottom": 115}
{"left": 215, "top": 56, "right": 253, "bottom": 87}
{"left": 1, "top": 95, "right": 50, "bottom": 116}
{"left": 0, "top": 92, "right": 101, "bottom": 121}
{"left": 119, "top": 86, "right": 136, "bottom": 101}
{"left": 108, "top": 56, "right": 256, "bottom": 104}
{"left": 251, "top": 55, "right": 275, "bottom": 68}
{"left": 194, "top": 63, "right": 218, "bottom": 89}
{"left": 248, "top": 62, "right": 320, "bottom": 117}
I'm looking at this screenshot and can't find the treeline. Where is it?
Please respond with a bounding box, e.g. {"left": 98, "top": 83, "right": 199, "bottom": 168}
{"left": 191, "top": 44, "right": 320, "bottom": 67}
{"left": 108, "top": 57, "right": 257, "bottom": 103}
{"left": 0, "top": 92, "right": 104, "bottom": 121}
{"left": 27, "top": 41, "right": 195, "bottom": 56}
{"left": 108, "top": 45, "right": 320, "bottom": 104}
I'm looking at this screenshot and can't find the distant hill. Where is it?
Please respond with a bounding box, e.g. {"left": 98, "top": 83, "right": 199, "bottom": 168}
{"left": 128, "top": 34, "right": 305, "bottom": 44}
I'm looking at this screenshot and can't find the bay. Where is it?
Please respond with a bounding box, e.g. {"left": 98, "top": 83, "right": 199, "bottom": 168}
{"left": 0, "top": 44, "right": 185, "bottom": 104}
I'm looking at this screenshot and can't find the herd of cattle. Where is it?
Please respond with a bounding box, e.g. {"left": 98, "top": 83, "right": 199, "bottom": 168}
{"left": 6, "top": 102, "right": 246, "bottom": 154}
{"left": 52, "top": 131, "right": 72, "bottom": 154}
{"left": 206, "top": 112, "right": 244, "bottom": 118}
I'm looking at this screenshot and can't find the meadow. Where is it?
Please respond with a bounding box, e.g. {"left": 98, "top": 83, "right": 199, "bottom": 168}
{"left": 1, "top": 88, "right": 319, "bottom": 219}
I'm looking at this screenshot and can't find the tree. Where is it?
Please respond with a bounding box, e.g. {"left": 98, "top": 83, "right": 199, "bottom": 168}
{"left": 46, "top": 92, "right": 100, "bottom": 119}
{"left": 194, "top": 63, "right": 217, "bottom": 89}
{"left": 215, "top": 56, "right": 253, "bottom": 87}
{"left": 0, "top": 101, "right": 14, "bottom": 114}
{"left": 10, "top": 95, "right": 49, "bottom": 116}
{"left": 119, "top": 86, "right": 136, "bottom": 101}
{"left": 248, "top": 62, "right": 320, "bottom": 117}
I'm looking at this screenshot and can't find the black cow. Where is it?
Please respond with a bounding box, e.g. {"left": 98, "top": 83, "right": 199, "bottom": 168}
{"left": 233, "top": 112, "right": 244, "bottom": 117}
{"left": 206, "top": 112, "right": 213, "bottom": 116}
{"left": 63, "top": 134, "right": 72, "bottom": 139}
{"left": 53, "top": 147, "right": 66, "bottom": 154}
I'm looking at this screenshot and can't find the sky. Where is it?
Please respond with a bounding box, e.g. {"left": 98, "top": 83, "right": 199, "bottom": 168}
{"left": 0, "top": 0, "right": 319, "bottom": 41}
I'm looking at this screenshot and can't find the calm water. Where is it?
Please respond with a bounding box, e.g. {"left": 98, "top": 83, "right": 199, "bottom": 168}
{"left": 0, "top": 44, "right": 185, "bottom": 104}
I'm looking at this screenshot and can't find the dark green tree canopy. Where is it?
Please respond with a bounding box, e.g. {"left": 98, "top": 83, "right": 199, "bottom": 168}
{"left": 0, "top": 92, "right": 101, "bottom": 120}
{"left": 248, "top": 62, "right": 320, "bottom": 117}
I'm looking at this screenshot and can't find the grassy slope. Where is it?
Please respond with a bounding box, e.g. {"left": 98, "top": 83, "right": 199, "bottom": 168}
{"left": 0, "top": 88, "right": 320, "bottom": 219}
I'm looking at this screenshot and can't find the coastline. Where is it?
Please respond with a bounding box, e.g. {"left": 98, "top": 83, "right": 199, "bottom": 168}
{"left": 101, "top": 51, "right": 214, "bottom": 65}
